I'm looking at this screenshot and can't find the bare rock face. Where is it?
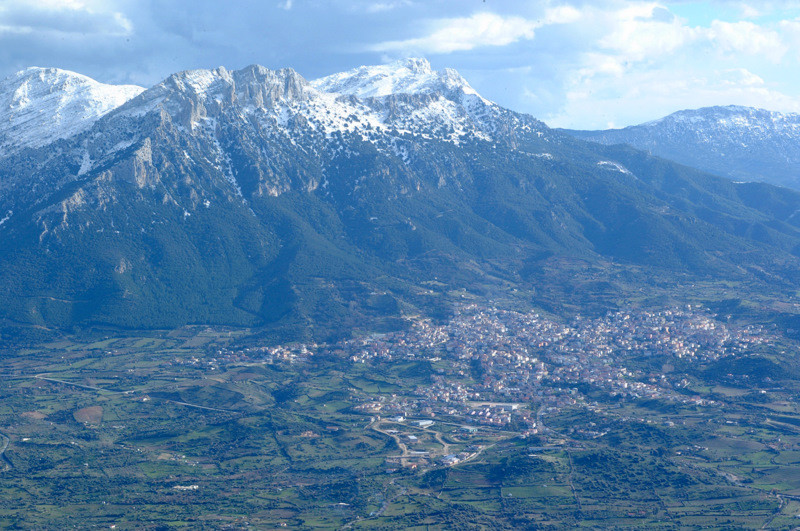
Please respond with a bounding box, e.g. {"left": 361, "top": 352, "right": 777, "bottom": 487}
{"left": 111, "top": 138, "right": 160, "bottom": 189}
{"left": 232, "top": 65, "right": 309, "bottom": 106}
{"left": 153, "top": 65, "right": 311, "bottom": 128}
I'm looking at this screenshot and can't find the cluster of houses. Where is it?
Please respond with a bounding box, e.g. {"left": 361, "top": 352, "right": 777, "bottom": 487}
{"left": 217, "top": 303, "right": 770, "bottom": 427}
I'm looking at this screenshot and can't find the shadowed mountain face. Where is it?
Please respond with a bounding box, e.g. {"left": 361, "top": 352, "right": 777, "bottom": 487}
{"left": 564, "top": 105, "right": 800, "bottom": 190}
{"left": 2, "top": 62, "right": 800, "bottom": 336}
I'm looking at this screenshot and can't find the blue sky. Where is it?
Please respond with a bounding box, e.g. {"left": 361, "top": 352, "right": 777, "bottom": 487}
{"left": 1, "top": 0, "right": 800, "bottom": 129}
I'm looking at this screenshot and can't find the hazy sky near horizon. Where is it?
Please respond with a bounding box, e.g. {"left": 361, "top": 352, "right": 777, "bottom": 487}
{"left": 1, "top": 0, "right": 800, "bottom": 129}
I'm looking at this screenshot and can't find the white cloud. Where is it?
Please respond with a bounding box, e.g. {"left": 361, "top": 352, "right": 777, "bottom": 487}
{"left": 778, "top": 18, "right": 800, "bottom": 58}
{"left": 371, "top": 12, "right": 539, "bottom": 53}
{"left": 708, "top": 20, "right": 786, "bottom": 61}
{"left": 543, "top": 5, "right": 582, "bottom": 25}
{"left": 0, "top": 0, "right": 133, "bottom": 37}
{"left": 364, "top": 1, "right": 411, "bottom": 13}
{"left": 562, "top": 2, "right": 795, "bottom": 82}
{"left": 369, "top": 7, "right": 585, "bottom": 54}
{"left": 722, "top": 67, "right": 766, "bottom": 87}
{"left": 561, "top": 3, "right": 701, "bottom": 82}
{"left": 528, "top": 1, "right": 800, "bottom": 126}
{"left": 278, "top": 0, "right": 294, "bottom": 10}
{"left": 598, "top": 6, "right": 698, "bottom": 63}
{"left": 737, "top": 4, "right": 763, "bottom": 18}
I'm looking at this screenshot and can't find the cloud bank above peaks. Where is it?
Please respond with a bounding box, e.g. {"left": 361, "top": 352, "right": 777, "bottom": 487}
{"left": 535, "top": 1, "right": 800, "bottom": 128}
{"left": 369, "top": 8, "right": 580, "bottom": 54}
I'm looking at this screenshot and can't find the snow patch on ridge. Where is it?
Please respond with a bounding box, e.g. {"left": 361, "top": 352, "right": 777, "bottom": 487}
{"left": 78, "top": 150, "right": 92, "bottom": 176}
{"left": 598, "top": 160, "right": 635, "bottom": 177}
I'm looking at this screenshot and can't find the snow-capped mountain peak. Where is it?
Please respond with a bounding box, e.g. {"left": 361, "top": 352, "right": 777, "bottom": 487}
{"left": 311, "top": 57, "right": 484, "bottom": 101}
{"left": 0, "top": 67, "right": 144, "bottom": 156}
{"left": 306, "top": 58, "right": 516, "bottom": 145}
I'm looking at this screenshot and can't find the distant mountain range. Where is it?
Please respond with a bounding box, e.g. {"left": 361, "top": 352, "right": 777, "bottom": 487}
{"left": 564, "top": 105, "right": 800, "bottom": 190}
{"left": 2, "top": 60, "right": 800, "bottom": 337}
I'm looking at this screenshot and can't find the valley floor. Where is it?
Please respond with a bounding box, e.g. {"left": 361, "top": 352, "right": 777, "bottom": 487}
{"left": 3, "top": 306, "right": 800, "bottom": 529}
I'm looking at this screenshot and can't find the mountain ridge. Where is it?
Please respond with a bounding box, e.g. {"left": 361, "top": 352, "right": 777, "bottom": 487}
{"left": 2, "top": 62, "right": 800, "bottom": 338}
{"left": 564, "top": 105, "right": 800, "bottom": 190}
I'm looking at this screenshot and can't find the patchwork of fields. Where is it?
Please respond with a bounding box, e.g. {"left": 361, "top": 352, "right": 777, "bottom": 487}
{"left": 2, "top": 321, "right": 800, "bottom": 528}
